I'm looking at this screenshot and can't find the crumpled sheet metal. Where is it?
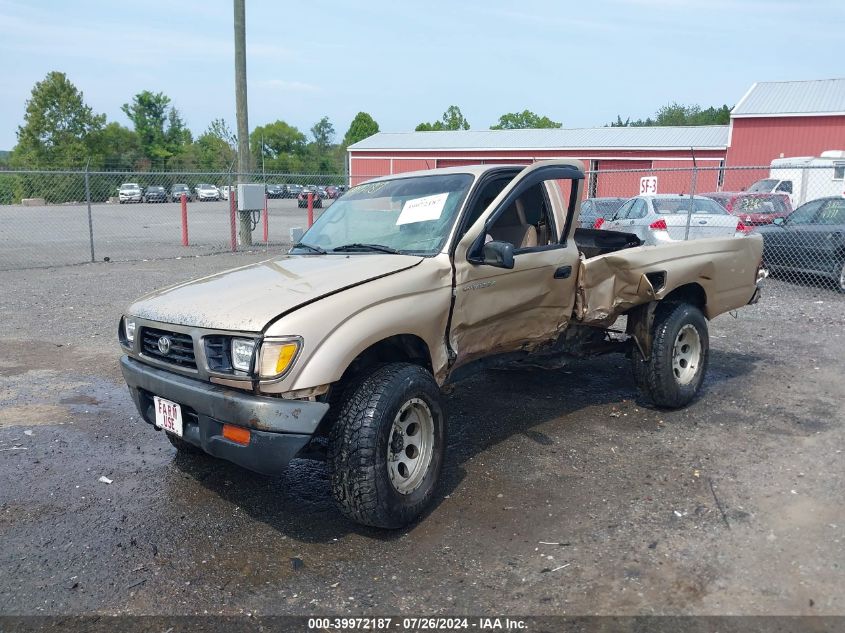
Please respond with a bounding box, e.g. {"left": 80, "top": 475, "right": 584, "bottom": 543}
{"left": 576, "top": 235, "right": 763, "bottom": 325}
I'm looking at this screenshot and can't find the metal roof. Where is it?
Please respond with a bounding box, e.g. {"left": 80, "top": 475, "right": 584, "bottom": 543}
{"left": 732, "top": 78, "right": 845, "bottom": 117}
{"left": 348, "top": 126, "right": 729, "bottom": 152}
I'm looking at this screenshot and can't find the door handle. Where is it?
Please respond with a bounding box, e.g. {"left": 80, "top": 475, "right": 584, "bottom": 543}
{"left": 554, "top": 265, "right": 572, "bottom": 279}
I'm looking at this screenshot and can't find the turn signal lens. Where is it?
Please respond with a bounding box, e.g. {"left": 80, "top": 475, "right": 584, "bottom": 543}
{"left": 258, "top": 338, "right": 302, "bottom": 379}
{"left": 736, "top": 221, "right": 752, "bottom": 234}
{"left": 222, "top": 424, "right": 250, "bottom": 446}
{"left": 649, "top": 219, "right": 668, "bottom": 231}
{"left": 124, "top": 317, "right": 136, "bottom": 342}
{"left": 593, "top": 217, "right": 605, "bottom": 229}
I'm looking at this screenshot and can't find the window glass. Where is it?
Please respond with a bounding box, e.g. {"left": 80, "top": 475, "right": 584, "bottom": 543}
{"left": 833, "top": 163, "right": 845, "bottom": 180}
{"left": 488, "top": 183, "right": 556, "bottom": 249}
{"left": 787, "top": 199, "right": 824, "bottom": 225}
{"left": 776, "top": 180, "right": 793, "bottom": 193}
{"left": 653, "top": 198, "right": 727, "bottom": 214}
{"left": 817, "top": 199, "right": 845, "bottom": 225}
{"left": 629, "top": 198, "right": 648, "bottom": 219}
{"left": 613, "top": 199, "right": 635, "bottom": 220}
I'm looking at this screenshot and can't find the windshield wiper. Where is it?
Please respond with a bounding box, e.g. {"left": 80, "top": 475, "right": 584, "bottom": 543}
{"left": 332, "top": 243, "right": 401, "bottom": 254}
{"left": 291, "top": 242, "right": 326, "bottom": 254}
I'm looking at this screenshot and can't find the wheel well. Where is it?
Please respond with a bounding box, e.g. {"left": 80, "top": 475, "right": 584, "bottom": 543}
{"left": 663, "top": 283, "right": 706, "bottom": 310}
{"left": 337, "top": 335, "right": 433, "bottom": 390}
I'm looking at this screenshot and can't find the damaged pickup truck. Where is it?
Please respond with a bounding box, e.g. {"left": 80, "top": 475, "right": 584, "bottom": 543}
{"left": 119, "top": 160, "right": 765, "bottom": 528}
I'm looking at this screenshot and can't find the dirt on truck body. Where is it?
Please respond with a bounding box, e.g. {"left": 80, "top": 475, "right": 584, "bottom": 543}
{"left": 119, "top": 159, "right": 765, "bottom": 528}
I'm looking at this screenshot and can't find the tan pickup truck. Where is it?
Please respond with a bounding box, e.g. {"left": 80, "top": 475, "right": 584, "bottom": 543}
{"left": 119, "top": 160, "right": 764, "bottom": 528}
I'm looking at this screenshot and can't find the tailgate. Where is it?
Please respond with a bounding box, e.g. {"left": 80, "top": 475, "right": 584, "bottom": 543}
{"left": 575, "top": 235, "right": 763, "bottom": 325}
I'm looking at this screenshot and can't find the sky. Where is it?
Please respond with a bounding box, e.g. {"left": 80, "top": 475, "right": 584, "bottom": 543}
{"left": 1, "top": 0, "right": 844, "bottom": 150}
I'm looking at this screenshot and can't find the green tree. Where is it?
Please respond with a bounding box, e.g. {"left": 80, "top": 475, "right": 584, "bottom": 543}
{"left": 416, "top": 105, "right": 470, "bottom": 131}
{"left": 250, "top": 120, "right": 307, "bottom": 171}
{"left": 490, "top": 110, "right": 561, "bottom": 130}
{"left": 311, "top": 116, "right": 335, "bottom": 151}
{"left": 343, "top": 112, "right": 380, "bottom": 146}
{"left": 207, "top": 118, "right": 237, "bottom": 146}
{"left": 610, "top": 103, "right": 731, "bottom": 127}
{"left": 90, "top": 122, "right": 141, "bottom": 169}
{"left": 121, "top": 91, "right": 190, "bottom": 164}
{"left": 11, "top": 71, "right": 105, "bottom": 168}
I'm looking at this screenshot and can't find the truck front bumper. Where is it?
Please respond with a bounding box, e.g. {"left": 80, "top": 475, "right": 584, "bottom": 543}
{"left": 120, "top": 356, "right": 329, "bottom": 475}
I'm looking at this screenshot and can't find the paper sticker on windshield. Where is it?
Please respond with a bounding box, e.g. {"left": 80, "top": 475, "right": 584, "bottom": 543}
{"left": 396, "top": 193, "right": 449, "bottom": 225}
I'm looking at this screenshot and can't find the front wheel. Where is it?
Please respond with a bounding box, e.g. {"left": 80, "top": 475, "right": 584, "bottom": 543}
{"left": 631, "top": 302, "right": 709, "bottom": 409}
{"left": 329, "top": 363, "right": 446, "bottom": 529}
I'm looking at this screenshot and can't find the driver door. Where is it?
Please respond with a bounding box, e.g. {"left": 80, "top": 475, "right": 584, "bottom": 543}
{"left": 449, "top": 162, "right": 584, "bottom": 369}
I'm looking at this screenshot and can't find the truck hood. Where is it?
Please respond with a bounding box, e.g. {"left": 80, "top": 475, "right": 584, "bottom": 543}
{"left": 128, "top": 254, "right": 423, "bottom": 331}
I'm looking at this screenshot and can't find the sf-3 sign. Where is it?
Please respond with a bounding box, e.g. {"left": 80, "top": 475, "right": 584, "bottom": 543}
{"left": 639, "top": 176, "right": 658, "bottom": 195}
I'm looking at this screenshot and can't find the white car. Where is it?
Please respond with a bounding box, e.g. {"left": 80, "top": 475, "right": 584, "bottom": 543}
{"left": 598, "top": 194, "right": 750, "bottom": 245}
{"left": 195, "top": 183, "right": 220, "bottom": 202}
{"left": 218, "top": 185, "right": 234, "bottom": 201}
{"left": 118, "top": 183, "right": 143, "bottom": 204}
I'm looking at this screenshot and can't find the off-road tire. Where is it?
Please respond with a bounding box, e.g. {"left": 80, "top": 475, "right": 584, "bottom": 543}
{"left": 328, "top": 363, "right": 446, "bottom": 529}
{"left": 631, "top": 302, "right": 709, "bottom": 409}
{"left": 166, "top": 432, "right": 206, "bottom": 456}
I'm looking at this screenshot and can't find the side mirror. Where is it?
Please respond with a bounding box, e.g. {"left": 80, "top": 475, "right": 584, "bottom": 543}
{"left": 481, "top": 240, "right": 515, "bottom": 269}
{"left": 773, "top": 217, "right": 785, "bottom": 226}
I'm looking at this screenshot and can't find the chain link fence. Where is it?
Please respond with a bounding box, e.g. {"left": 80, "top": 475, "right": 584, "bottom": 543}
{"left": 0, "top": 168, "right": 345, "bottom": 269}
{"left": 1, "top": 163, "right": 843, "bottom": 293}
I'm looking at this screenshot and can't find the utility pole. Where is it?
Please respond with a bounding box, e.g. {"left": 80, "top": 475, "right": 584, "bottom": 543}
{"left": 233, "top": 0, "right": 252, "bottom": 246}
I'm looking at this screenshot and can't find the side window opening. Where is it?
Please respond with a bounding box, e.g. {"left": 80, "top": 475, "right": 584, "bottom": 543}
{"left": 487, "top": 183, "right": 557, "bottom": 251}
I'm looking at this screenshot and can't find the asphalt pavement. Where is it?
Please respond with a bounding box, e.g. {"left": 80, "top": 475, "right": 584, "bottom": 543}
{"left": 0, "top": 255, "right": 843, "bottom": 616}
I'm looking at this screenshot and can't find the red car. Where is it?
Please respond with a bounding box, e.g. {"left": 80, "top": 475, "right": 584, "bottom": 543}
{"left": 297, "top": 187, "right": 323, "bottom": 209}
{"left": 701, "top": 192, "right": 792, "bottom": 225}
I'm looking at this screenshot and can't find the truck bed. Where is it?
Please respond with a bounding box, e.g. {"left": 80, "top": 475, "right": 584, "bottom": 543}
{"left": 575, "top": 234, "right": 764, "bottom": 326}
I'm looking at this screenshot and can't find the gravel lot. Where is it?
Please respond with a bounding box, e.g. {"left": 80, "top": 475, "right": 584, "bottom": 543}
{"left": 0, "top": 254, "right": 843, "bottom": 616}
{"left": 0, "top": 198, "right": 328, "bottom": 270}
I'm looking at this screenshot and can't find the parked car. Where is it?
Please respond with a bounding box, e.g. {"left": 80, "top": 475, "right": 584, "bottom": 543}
{"left": 170, "top": 184, "right": 192, "bottom": 202}
{"left": 117, "top": 160, "right": 764, "bottom": 529}
{"left": 755, "top": 197, "right": 845, "bottom": 292}
{"left": 219, "top": 185, "right": 234, "bottom": 201}
{"left": 702, "top": 192, "right": 792, "bottom": 225}
{"left": 316, "top": 186, "right": 328, "bottom": 199}
{"left": 297, "top": 186, "right": 323, "bottom": 208}
{"left": 579, "top": 197, "right": 627, "bottom": 228}
{"left": 324, "top": 185, "right": 340, "bottom": 199}
{"left": 266, "top": 184, "right": 286, "bottom": 199}
{"left": 598, "top": 194, "right": 749, "bottom": 245}
{"left": 195, "top": 183, "right": 220, "bottom": 202}
{"left": 286, "top": 184, "right": 304, "bottom": 198}
{"left": 143, "top": 185, "right": 167, "bottom": 203}
{"left": 118, "top": 183, "right": 143, "bottom": 204}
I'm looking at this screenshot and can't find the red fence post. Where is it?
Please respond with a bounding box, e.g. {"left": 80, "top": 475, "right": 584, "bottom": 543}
{"left": 307, "top": 192, "right": 314, "bottom": 228}
{"left": 180, "top": 193, "right": 189, "bottom": 246}
{"left": 263, "top": 193, "right": 269, "bottom": 243}
{"left": 230, "top": 189, "right": 238, "bottom": 252}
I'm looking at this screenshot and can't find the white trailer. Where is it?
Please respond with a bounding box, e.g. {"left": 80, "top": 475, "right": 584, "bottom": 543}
{"left": 747, "top": 150, "right": 845, "bottom": 206}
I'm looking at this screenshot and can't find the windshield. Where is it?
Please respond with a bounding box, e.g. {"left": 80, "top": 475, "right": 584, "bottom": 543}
{"left": 295, "top": 173, "right": 474, "bottom": 255}
{"left": 120, "top": 184, "right": 139, "bottom": 190}
{"left": 747, "top": 179, "right": 778, "bottom": 193}
{"left": 653, "top": 198, "right": 726, "bottom": 214}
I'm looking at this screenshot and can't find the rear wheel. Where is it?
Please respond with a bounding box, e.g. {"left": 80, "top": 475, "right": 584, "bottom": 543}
{"left": 631, "top": 302, "right": 709, "bottom": 409}
{"left": 836, "top": 258, "right": 845, "bottom": 294}
{"left": 329, "top": 363, "right": 446, "bottom": 529}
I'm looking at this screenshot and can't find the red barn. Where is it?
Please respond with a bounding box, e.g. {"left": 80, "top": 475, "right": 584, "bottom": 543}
{"left": 347, "top": 77, "right": 845, "bottom": 197}
{"left": 347, "top": 126, "right": 729, "bottom": 198}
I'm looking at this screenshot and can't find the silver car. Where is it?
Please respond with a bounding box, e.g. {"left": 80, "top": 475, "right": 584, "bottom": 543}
{"left": 599, "top": 194, "right": 748, "bottom": 245}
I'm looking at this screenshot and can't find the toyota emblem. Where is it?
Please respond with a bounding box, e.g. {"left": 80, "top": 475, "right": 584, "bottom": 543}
{"left": 157, "top": 336, "right": 172, "bottom": 355}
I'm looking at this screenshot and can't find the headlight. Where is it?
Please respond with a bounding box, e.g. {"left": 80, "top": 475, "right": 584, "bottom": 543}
{"left": 258, "top": 338, "right": 302, "bottom": 379}
{"left": 231, "top": 338, "right": 257, "bottom": 372}
{"left": 123, "top": 317, "right": 136, "bottom": 343}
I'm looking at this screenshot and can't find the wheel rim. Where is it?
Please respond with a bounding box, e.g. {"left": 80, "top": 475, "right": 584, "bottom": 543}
{"left": 839, "top": 261, "right": 845, "bottom": 291}
{"left": 672, "top": 324, "right": 702, "bottom": 386}
{"left": 387, "top": 397, "right": 435, "bottom": 495}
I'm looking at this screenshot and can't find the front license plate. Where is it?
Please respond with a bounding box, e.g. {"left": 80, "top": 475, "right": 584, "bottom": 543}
{"left": 154, "top": 396, "right": 183, "bottom": 437}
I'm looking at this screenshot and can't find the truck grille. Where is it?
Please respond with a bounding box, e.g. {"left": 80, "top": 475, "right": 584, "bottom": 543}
{"left": 141, "top": 327, "right": 197, "bottom": 369}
